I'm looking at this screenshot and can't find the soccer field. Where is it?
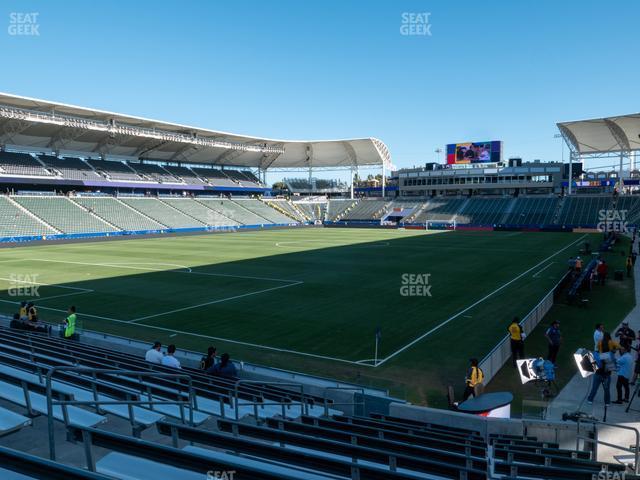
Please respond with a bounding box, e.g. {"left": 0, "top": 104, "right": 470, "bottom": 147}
{"left": 0, "top": 228, "right": 594, "bottom": 403}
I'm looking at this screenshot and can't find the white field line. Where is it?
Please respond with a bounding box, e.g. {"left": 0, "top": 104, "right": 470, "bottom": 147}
{"left": 128, "top": 281, "right": 304, "bottom": 323}
{"left": 532, "top": 262, "right": 555, "bottom": 278}
{"left": 374, "top": 234, "right": 587, "bottom": 367}
{"left": 0, "top": 298, "right": 368, "bottom": 366}
{"left": 26, "top": 258, "right": 298, "bottom": 283}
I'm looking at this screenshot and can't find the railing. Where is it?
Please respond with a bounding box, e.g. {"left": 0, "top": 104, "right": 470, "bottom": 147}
{"left": 45, "top": 366, "right": 195, "bottom": 461}
{"left": 232, "top": 380, "right": 305, "bottom": 421}
{"left": 575, "top": 416, "right": 640, "bottom": 474}
{"left": 479, "top": 272, "right": 569, "bottom": 384}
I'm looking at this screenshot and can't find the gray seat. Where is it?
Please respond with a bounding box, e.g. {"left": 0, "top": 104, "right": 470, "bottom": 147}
{"left": 0, "top": 405, "right": 31, "bottom": 436}
{"left": 96, "top": 452, "right": 205, "bottom": 480}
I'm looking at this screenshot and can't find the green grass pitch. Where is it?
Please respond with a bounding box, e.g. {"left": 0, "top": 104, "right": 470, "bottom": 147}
{"left": 0, "top": 228, "right": 596, "bottom": 404}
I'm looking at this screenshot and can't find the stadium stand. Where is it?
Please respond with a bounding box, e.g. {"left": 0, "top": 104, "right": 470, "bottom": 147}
{"left": 341, "top": 199, "right": 390, "bottom": 221}
{"left": 11, "top": 196, "right": 117, "bottom": 234}
{"left": 190, "top": 168, "right": 238, "bottom": 187}
{"left": 557, "top": 195, "right": 613, "bottom": 227}
{"left": 457, "top": 197, "right": 513, "bottom": 225}
{"left": 127, "top": 162, "right": 182, "bottom": 184}
{"left": 325, "top": 198, "right": 358, "bottom": 221}
{"left": 119, "top": 197, "right": 205, "bottom": 229}
{"left": 233, "top": 198, "right": 296, "bottom": 224}
{"left": 410, "top": 198, "right": 467, "bottom": 224}
{"left": 0, "top": 151, "right": 53, "bottom": 177}
{"left": 264, "top": 199, "right": 308, "bottom": 222}
{"left": 0, "top": 322, "right": 633, "bottom": 479}
{"left": 162, "top": 165, "right": 206, "bottom": 184}
{"left": 0, "top": 196, "right": 57, "bottom": 237}
{"left": 38, "top": 155, "right": 103, "bottom": 180}
{"left": 161, "top": 197, "right": 239, "bottom": 226}
{"left": 86, "top": 159, "right": 143, "bottom": 182}
{"left": 295, "top": 202, "right": 326, "bottom": 222}
{"left": 503, "top": 196, "right": 559, "bottom": 225}
{"left": 196, "top": 198, "right": 270, "bottom": 225}
{"left": 71, "top": 196, "right": 167, "bottom": 231}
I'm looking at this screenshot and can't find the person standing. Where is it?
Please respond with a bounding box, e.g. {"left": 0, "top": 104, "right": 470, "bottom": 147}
{"left": 463, "top": 358, "right": 484, "bottom": 401}
{"left": 593, "top": 324, "right": 604, "bottom": 351}
{"left": 545, "top": 321, "right": 562, "bottom": 364}
{"left": 615, "top": 322, "right": 636, "bottom": 350}
{"left": 587, "top": 340, "right": 615, "bottom": 406}
{"left": 614, "top": 345, "right": 633, "bottom": 404}
{"left": 63, "top": 306, "right": 76, "bottom": 339}
{"left": 597, "top": 260, "right": 608, "bottom": 286}
{"left": 627, "top": 256, "right": 634, "bottom": 278}
{"left": 508, "top": 317, "right": 525, "bottom": 367}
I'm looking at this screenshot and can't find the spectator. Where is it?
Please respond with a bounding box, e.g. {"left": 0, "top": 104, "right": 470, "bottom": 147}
{"left": 462, "top": 358, "right": 484, "bottom": 401}
{"left": 615, "top": 322, "right": 636, "bottom": 349}
{"left": 598, "top": 332, "right": 619, "bottom": 354}
{"left": 575, "top": 256, "right": 583, "bottom": 273}
{"left": 145, "top": 341, "right": 163, "bottom": 364}
{"left": 587, "top": 339, "right": 615, "bottom": 406}
{"left": 19, "top": 301, "right": 28, "bottom": 321}
{"left": 200, "top": 346, "right": 217, "bottom": 370}
{"left": 27, "top": 302, "right": 37, "bottom": 323}
{"left": 597, "top": 260, "right": 608, "bottom": 286}
{"left": 206, "top": 352, "right": 237, "bottom": 378}
{"left": 63, "top": 306, "right": 76, "bottom": 339}
{"left": 508, "top": 317, "right": 525, "bottom": 367}
{"left": 593, "top": 324, "right": 604, "bottom": 351}
{"left": 614, "top": 345, "right": 633, "bottom": 404}
{"left": 545, "top": 321, "right": 562, "bottom": 364}
{"left": 627, "top": 256, "right": 634, "bottom": 277}
{"left": 161, "top": 344, "right": 181, "bottom": 369}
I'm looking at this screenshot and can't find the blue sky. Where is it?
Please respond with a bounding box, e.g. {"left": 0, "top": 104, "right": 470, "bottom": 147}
{"left": 1, "top": 0, "right": 638, "bottom": 181}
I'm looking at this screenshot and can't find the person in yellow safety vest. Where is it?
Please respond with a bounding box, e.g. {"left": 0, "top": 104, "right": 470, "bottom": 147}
{"left": 463, "top": 358, "right": 484, "bottom": 401}
{"left": 508, "top": 317, "right": 526, "bottom": 367}
{"left": 64, "top": 306, "right": 77, "bottom": 339}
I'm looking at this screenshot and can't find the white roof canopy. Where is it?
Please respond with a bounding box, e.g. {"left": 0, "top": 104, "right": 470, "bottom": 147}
{"left": 0, "top": 92, "right": 390, "bottom": 169}
{"left": 557, "top": 113, "right": 640, "bottom": 155}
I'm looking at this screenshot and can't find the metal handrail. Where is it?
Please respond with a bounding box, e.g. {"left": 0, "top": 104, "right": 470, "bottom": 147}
{"left": 576, "top": 417, "right": 640, "bottom": 474}
{"left": 46, "top": 366, "right": 195, "bottom": 461}
{"left": 322, "top": 386, "right": 366, "bottom": 416}
{"left": 232, "top": 380, "right": 305, "bottom": 421}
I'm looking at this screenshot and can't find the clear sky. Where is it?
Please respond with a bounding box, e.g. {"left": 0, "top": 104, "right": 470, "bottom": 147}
{"left": 1, "top": 0, "right": 638, "bottom": 181}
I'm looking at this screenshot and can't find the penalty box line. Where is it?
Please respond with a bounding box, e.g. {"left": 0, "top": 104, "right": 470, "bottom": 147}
{"left": 374, "top": 234, "right": 588, "bottom": 368}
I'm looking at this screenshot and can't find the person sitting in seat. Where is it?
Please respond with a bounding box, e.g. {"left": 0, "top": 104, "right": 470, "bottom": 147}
{"left": 19, "top": 301, "right": 28, "bottom": 321}
{"left": 200, "top": 346, "right": 217, "bottom": 370}
{"left": 145, "top": 341, "right": 163, "bottom": 364}
{"left": 161, "top": 344, "right": 181, "bottom": 369}
{"left": 206, "top": 353, "right": 237, "bottom": 378}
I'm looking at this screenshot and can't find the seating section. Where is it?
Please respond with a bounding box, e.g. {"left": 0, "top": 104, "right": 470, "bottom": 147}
{"left": 0, "top": 323, "right": 630, "bottom": 480}
{"left": 504, "top": 196, "right": 559, "bottom": 225}
{"left": 38, "top": 155, "right": 102, "bottom": 180}
{"left": 616, "top": 195, "right": 640, "bottom": 226}
{"left": 71, "top": 197, "right": 166, "bottom": 231}
{"left": 0, "top": 196, "right": 56, "bottom": 237}
{"left": 190, "top": 168, "right": 237, "bottom": 187}
{"left": 557, "top": 196, "right": 612, "bottom": 226}
{"left": 195, "top": 198, "right": 267, "bottom": 225}
{"left": 325, "top": 199, "right": 357, "bottom": 220}
{"left": 160, "top": 198, "right": 239, "bottom": 226}
{"left": 0, "top": 152, "right": 53, "bottom": 177}
{"left": 127, "top": 163, "right": 182, "bottom": 184}
{"left": 457, "top": 197, "right": 512, "bottom": 225}
{"left": 119, "top": 198, "right": 205, "bottom": 229}
{"left": 163, "top": 165, "right": 206, "bottom": 184}
{"left": 411, "top": 198, "right": 466, "bottom": 223}
{"left": 341, "top": 200, "right": 389, "bottom": 220}
{"left": 11, "top": 196, "right": 116, "bottom": 234}
{"left": 233, "top": 199, "right": 295, "bottom": 224}
{"left": 264, "top": 200, "right": 307, "bottom": 222}
{"left": 294, "top": 202, "right": 326, "bottom": 222}
{"left": 86, "top": 159, "right": 143, "bottom": 182}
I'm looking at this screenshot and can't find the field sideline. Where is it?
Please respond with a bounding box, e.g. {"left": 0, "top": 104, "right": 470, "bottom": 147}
{"left": 0, "top": 228, "right": 596, "bottom": 402}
